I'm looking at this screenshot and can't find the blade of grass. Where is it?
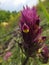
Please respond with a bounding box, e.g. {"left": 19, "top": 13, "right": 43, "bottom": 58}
{"left": 39, "top": 0, "right": 49, "bottom": 23}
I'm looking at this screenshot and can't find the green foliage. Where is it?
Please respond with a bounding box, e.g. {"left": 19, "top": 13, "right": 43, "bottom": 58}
{"left": 0, "top": 10, "right": 10, "bottom": 22}
{"left": 39, "top": 0, "right": 49, "bottom": 23}
{"left": 0, "top": 10, "right": 19, "bottom": 23}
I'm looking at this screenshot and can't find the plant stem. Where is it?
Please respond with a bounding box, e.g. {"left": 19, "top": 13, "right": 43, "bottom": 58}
{"left": 33, "top": 57, "right": 40, "bottom": 65}
{"left": 22, "top": 57, "right": 29, "bottom": 65}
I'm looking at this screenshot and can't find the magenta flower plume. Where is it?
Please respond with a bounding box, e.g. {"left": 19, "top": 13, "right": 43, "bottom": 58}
{"left": 20, "top": 6, "right": 41, "bottom": 43}
{"left": 19, "top": 6, "right": 49, "bottom": 63}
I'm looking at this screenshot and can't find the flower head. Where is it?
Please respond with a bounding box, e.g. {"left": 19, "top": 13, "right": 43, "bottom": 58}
{"left": 20, "top": 6, "right": 41, "bottom": 44}
{"left": 19, "top": 6, "right": 49, "bottom": 61}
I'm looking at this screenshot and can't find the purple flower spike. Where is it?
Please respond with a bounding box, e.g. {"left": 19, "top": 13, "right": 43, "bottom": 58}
{"left": 19, "top": 6, "right": 49, "bottom": 62}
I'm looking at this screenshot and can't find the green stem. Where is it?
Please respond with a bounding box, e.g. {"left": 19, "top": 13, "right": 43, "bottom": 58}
{"left": 22, "top": 57, "right": 29, "bottom": 65}
{"left": 33, "top": 57, "right": 40, "bottom": 65}
{"left": 39, "top": 0, "right": 49, "bottom": 23}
